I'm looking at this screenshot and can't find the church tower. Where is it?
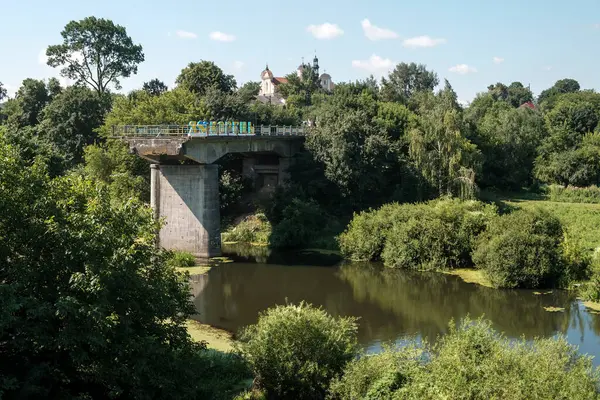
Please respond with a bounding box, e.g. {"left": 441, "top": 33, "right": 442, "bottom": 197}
{"left": 312, "top": 54, "right": 319, "bottom": 75}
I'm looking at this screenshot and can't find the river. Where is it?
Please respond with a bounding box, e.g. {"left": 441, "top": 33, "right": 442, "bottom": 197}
{"left": 190, "top": 244, "right": 600, "bottom": 365}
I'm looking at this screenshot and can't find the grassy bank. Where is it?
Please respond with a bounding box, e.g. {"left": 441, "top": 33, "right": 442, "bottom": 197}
{"left": 186, "top": 320, "right": 234, "bottom": 352}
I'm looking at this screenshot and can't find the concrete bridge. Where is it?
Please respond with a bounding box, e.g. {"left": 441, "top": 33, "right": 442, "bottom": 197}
{"left": 113, "top": 124, "right": 306, "bottom": 258}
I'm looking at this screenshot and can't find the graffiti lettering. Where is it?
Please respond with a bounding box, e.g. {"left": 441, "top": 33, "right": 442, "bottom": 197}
{"left": 188, "top": 121, "right": 254, "bottom": 136}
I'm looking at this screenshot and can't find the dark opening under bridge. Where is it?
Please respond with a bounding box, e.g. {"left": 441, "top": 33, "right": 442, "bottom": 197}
{"left": 114, "top": 124, "right": 307, "bottom": 258}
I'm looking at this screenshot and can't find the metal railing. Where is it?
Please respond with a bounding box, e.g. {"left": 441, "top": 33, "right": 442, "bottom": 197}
{"left": 111, "top": 125, "right": 307, "bottom": 138}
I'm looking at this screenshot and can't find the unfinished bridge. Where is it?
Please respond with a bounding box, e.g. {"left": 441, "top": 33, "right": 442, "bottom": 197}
{"left": 113, "top": 122, "right": 306, "bottom": 258}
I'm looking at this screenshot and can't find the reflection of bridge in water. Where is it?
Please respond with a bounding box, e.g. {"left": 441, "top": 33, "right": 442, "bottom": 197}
{"left": 113, "top": 124, "right": 307, "bottom": 258}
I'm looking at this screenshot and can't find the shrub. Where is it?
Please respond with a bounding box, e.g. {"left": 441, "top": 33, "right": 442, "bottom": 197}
{"left": 220, "top": 170, "right": 251, "bottom": 216}
{"left": 340, "top": 199, "right": 495, "bottom": 269}
{"left": 236, "top": 302, "right": 359, "bottom": 400}
{"left": 327, "top": 344, "right": 423, "bottom": 400}
{"left": 195, "top": 349, "right": 253, "bottom": 400}
{"left": 548, "top": 184, "right": 600, "bottom": 204}
{"left": 581, "top": 250, "right": 600, "bottom": 302}
{"left": 473, "top": 207, "right": 576, "bottom": 288}
{"left": 330, "top": 317, "right": 600, "bottom": 400}
{"left": 384, "top": 199, "right": 494, "bottom": 269}
{"left": 222, "top": 213, "right": 272, "bottom": 244}
{"left": 269, "top": 198, "right": 328, "bottom": 249}
{"left": 399, "top": 317, "right": 600, "bottom": 400}
{"left": 166, "top": 250, "right": 196, "bottom": 269}
{"left": 338, "top": 203, "right": 412, "bottom": 261}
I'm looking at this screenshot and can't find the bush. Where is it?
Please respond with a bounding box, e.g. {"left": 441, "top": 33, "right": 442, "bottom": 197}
{"left": 401, "top": 317, "right": 600, "bottom": 399}
{"left": 166, "top": 250, "right": 196, "bottom": 269}
{"left": 220, "top": 170, "right": 251, "bottom": 216}
{"left": 338, "top": 203, "right": 412, "bottom": 261}
{"left": 581, "top": 250, "right": 600, "bottom": 302}
{"left": 222, "top": 213, "right": 272, "bottom": 245}
{"left": 196, "top": 349, "right": 253, "bottom": 400}
{"left": 236, "top": 302, "right": 359, "bottom": 399}
{"left": 327, "top": 344, "right": 423, "bottom": 400}
{"left": 472, "top": 207, "right": 584, "bottom": 288}
{"left": 340, "top": 198, "right": 495, "bottom": 269}
{"left": 330, "top": 317, "right": 600, "bottom": 400}
{"left": 269, "top": 198, "right": 329, "bottom": 249}
{"left": 548, "top": 184, "right": 600, "bottom": 204}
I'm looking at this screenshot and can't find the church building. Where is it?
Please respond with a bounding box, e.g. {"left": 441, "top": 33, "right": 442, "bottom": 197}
{"left": 257, "top": 55, "right": 334, "bottom": 105}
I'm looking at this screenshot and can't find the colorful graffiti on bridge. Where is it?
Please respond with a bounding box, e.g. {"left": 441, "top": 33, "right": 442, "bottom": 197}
{"left": 188, "top": 121, "right": 254, "bottom": 136}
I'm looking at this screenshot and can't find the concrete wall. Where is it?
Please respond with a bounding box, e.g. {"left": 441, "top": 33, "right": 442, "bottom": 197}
{"left": 151, "top": 164, "right": 221, "bottom": 258}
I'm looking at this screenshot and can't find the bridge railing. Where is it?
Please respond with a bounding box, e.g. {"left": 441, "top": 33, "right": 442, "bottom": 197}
{"left": 111, "top": 124, "right": 307, "bottom": 138}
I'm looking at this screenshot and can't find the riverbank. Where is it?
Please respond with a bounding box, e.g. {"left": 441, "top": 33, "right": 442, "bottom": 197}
{"left": 186, "top": 320, "right": 234, "bottom": 351}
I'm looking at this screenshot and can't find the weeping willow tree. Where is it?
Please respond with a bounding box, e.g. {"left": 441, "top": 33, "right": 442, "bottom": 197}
{"left": 409, "top": 80, "right": 481, "bottom": 199}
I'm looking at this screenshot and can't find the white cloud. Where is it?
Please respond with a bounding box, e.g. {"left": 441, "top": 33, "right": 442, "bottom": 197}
{"left": 306, "top": 23, "right": 344, "bottom": 39}
{"left": 38, "top": 48, "right": 48, "bottom": 65}
{"left": 458, "top": 99, "right": 470, "bottom": 107}
{"left": 3, "top": 83, "right": 16, "bottom": 99}
{"left": 233, "top": 60, "right": 244, "bottom": 70}
{"left": 361, "top": 19, "right": 399, "bottom": 41}
{"left": 402, "top": 35, "right": 446, "bottom": 48}
{"left": 176, "top": 30, "right": 198, "bottom": 39}
{"left": 493, "top": 56, "right": 504, "bottom": 64}
{"left": 351, "top": 54, "right": 394, "bottom": 75}
{"left": 449, "top": 64, "right": 477, "bottom": 74}
{"left": 209, "top": 31, "right": 236, "bottom": 42}
{"left": 543, "top": 65, "right": 553, "bottom": 71}
{"left": 593, "top": 23, "right": 600, "bottom": 29}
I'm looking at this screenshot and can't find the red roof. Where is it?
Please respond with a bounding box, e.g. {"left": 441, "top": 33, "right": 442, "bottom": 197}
{"left": 519, "top": 101, "right": 536, "bottom": 110}
{"left": 273, "top": 77, "right": 288, "bottom": 85}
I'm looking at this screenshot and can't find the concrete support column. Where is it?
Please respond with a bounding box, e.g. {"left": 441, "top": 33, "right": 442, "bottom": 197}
{"left": 278, "top": 157, "right": 293, "bottom": 186}
{"left": 151, "top": 164, "right": 221, "bottom": 258}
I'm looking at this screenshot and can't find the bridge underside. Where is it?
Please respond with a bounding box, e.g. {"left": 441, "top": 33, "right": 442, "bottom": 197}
{"left": 125, "top": 135, "right": 304, "bottom": 258}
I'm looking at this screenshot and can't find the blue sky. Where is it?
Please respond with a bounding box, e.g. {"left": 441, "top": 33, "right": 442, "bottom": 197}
{"left": 1, "top": 0, "right": 599, "bottom": 104}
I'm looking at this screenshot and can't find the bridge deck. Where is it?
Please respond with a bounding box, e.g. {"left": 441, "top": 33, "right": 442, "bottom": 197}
{"left": 111, "top": 124, "right": 307, "bottom": 138}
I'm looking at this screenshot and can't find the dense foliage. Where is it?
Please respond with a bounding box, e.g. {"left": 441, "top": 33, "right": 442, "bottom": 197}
{"left": 339, "top": 198, "right": 496, "bottom": 269}
{"left": 236, "top": 302, "right": 358, "bottom": 400}
{"left": 473, "top": 208, "right": 589, "bottom": 288}
{"left": 329, "top": 317, "right": 600, "bottom": 400}
{"left": 0, "top": 138, "right": 219, "bottom": 399}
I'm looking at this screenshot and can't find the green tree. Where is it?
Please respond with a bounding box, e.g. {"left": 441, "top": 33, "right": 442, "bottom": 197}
{"left": 46, "top": 16, "right": 144, "bottom": 94}
{"left": 38, "top": 85, "right": 111, "bottom": 169}
{"left": 142, "top": 78, "right": 168, "bottom": 96}
{"left": 477, "top": 106, "right": 547, "bottom": 189}
{"left": 276, "top": 66, "right": 322, "bottom": 107}
{"left": 408, "top": 81, "right": 481, "bottom": 198}
{"left": 101, "top": 87, "right": 208, "bottom": 132}
{"left": 0, "top": 137, "right": 209, "bottom": 399}
{"left": 176, "top": 60, "right": 236, "bottom": 95}
{"left": 4, "top": 78, "right": 52, "bottom": 128}
{"left": 486, "top": 82, "right": 533, "bottom": 107}
{"left": 237, "top": 81, "right": 260, "bottom": 103}
{"left": 538, "top": 78, "right": 580, "bottom": 106}
{"left": 380, "top": 62, "right": 439, "bottom": 104}
{"left": 0, "top": 81, "right": 7, "bottom": 101}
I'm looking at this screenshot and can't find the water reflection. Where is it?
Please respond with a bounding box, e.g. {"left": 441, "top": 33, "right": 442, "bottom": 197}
{"left": 191, "top": 248, "right": 600, "bottom": 364}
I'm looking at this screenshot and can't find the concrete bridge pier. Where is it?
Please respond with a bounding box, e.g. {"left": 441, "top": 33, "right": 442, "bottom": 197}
{"left": 150, "top": 164, "right": 221, "bottom": 258}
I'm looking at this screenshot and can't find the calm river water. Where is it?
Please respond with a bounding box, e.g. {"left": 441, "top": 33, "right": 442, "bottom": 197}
{"left": 190, "top": 244, "right": 600, "bottom": 365}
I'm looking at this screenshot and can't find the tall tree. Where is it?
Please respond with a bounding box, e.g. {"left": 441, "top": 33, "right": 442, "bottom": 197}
{"left": 176, "top": 61, "right": 236, "bottom": 95}
{"left": 380, "top": 62, "right": 439, "bottom": 104}
{"left": 408, "top": 81, "right": 481, "bottom": 198}
{"left": 142, "top": 79, "right": 168, "bottom": 96}
{"left": 46, "top": 16, "right": 144, "bottom": 95}
{"left": 0, "top": 81, "right": 7, "bottom": 101}
{"left": 538, "top": 78, "right": 581, "bottom": 106}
